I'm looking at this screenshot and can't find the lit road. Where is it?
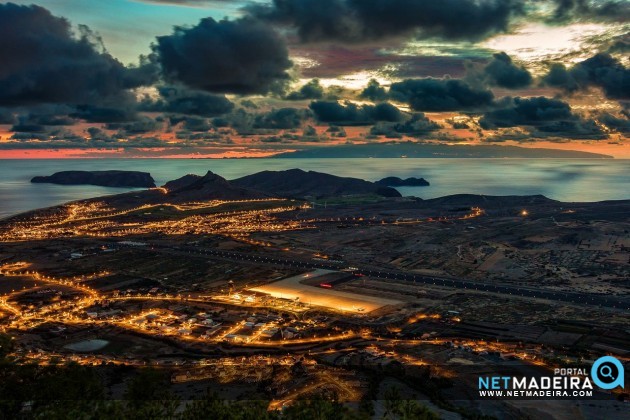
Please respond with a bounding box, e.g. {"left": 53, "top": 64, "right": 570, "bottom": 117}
{"left": 139, "top": 244, "right": 630, "bottom": 311}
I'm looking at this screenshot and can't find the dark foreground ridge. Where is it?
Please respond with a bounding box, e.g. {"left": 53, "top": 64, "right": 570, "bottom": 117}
{"left": 31, "top": 170, "right": 156, "bottom": 188}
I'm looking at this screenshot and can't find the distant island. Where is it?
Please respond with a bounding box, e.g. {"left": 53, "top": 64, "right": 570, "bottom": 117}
{"left": 376, "top": 177, "right": 430, "bottom": 187}
{"left": 64, "top": 169, "right": 402, "bottom": 210}
{"left": 276, "top": 143, "right": 613, "bottom": 159}
{"left": 31, "top": 170, "right": 156, "bottom": 188}
{"left": 165, "top": 169, "right": 402, "bottom": 200}
{"left": 232, "top": 169, "right": 401, "bottom": 198}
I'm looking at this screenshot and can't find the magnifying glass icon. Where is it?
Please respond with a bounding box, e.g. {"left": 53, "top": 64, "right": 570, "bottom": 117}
{"left": 599, "top": 365, "right": 615, "bottom": 380}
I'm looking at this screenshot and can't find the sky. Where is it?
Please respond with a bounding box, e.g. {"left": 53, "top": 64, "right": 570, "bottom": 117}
{"left": 0, "top": 0, "right": 628, "bottom": 158}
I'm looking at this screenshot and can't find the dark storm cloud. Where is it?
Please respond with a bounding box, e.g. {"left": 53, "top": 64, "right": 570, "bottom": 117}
{"left": 309, "top": 101, "right": 404, "bottom": 125}
{"left": 209, "top": 108, "right": 311, "bottom": 134}
{"left": 176, "top": 116, "right": 214, "bottom": 132}
{"left": 153, "top": 17, "right": 293, "bottom": 95}
{"left": 175, "top": 131, "right": 222, "bottom": 141}
{"left": 543, "top": 53, "right": 630, "bottom": 100}
{"left": 106, "top": 117, "right": 163, "bottom": 134}
{"left": 5, "top": 124, "right": 174, "bottom": 148}
{"left": 258, "top": 132, "right": 311, "bottom": 143}
{"left": 142, "top": 86, "right": 235, "bottom": 117}
{"left": 389, "top": 79, "right": 495, "bottom": 111}
{"left": 246, "top": 0, "right": 525, "bottom": 43}
{"left": 3, "top": 106, "right": 76, "bottom": 130}
{"left": 253, "top": 108, "right": 310, "bottom": 129}
{"left": 544, "top": 64, "right": 580, "bottom": 91}
{"left": 597, "top": 112, "right": 630, "bottom": 134}
{"left": 10, "top": 125, "right": 85, "bottom": 143}
{"left": 185, "top": 119, "right": 215, "bottom": 133}
{"left": 481, "top": 52, "right": 532, "bottom": 89}
{"left": 48, "top": 128, "right": 85, "bottom": 143}
{"left": 532, "top": 120, "right": 607, "bottom": 140}
{"left": 212, "top": 109, "right": 255, "bottom": 133}
{"left": 0, "top": 3, "right": 157, "bottom": 107}
{"left": 482, "top": 128, "right": 531, "bottom": 143}
{"left": 360, "top": 80, "right": 388, "bottom": 102}
{"left": 548, "top": 0, "right": 630, "bottom": 23}
{"left": 70, "top": 105, "right": 138, "bottom": 123}
{"left": 446, "top": 118, "right": 471, "bottom": 129}
{"left": 87, "top": 127, "right": 116, "bottom": 142}
{"left": 370, "top": 113, "right": 441, "bottom": 138}
{"left": 285, "top": 79, "right": 324, "bottom": 100}
{"left": 481, "top": 97, "right": 576, "bottom": 127}
{"left": 24, "top": 115, "right": 75, "bottom": 126}
{"left": 0, "top": 108, "right": 15, "bottom": 124}
{"left": 10, "top": 123, "right": 46, "bottom": 133}
{"left": 479, "top": 96, "right": 607, "bottom": 139}
{"left": 175, "top": 131, "right": 229, "bottom": 143}
{"left": 124, "top": 136, "right": 168, "bottom": 147}
{"left": 87, "top": 127, "right": 168, "bottom": 148}
{"left": 10, "top": 132, "right": 49, "bottom": 141}
{"left": 326, "top": 126, "right": 347, "bottom": 137}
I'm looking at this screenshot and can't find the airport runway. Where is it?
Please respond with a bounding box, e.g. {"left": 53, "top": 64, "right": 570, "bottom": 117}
{"left": 249, "top": 269, "right": 401, "bottom": 312}
{"left": 128, "top": 244, "right": 629, "bottom": 311}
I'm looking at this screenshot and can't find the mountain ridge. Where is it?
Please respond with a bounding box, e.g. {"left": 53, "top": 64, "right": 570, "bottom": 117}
{"left": 231, "top": 169, "right": 402, "bottom": 199}
{"left": 275, "top": 143, "right": 613, "bottom": 159}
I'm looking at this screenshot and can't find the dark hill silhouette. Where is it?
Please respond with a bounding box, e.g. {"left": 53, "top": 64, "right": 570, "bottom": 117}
{"left": 376, "top": 176, "right": 430, "bottom": 187}
{"left": 231, "top": 169, "right": 401, "bottom": 199}
{"left": 163, "top": 171, "right": 271, "bottom": 201}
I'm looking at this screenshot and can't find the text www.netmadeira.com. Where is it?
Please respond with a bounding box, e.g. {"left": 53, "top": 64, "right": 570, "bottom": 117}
{"left": 479, "top": 390, "right": 593, "bottom": 397}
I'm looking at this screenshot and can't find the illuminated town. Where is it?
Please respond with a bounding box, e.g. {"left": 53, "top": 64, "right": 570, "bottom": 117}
{"left": 0, "top": 171, "right": 628, "bottom": 418}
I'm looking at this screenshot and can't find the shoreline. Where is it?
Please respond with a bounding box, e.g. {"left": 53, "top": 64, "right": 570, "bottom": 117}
{"left": 3, "top": 191, "right": 629, "bottom": 223}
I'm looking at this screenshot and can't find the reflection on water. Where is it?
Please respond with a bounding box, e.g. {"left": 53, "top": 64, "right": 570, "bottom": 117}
{"left": 0, "top": 158, "right": 628, "bottom": 218}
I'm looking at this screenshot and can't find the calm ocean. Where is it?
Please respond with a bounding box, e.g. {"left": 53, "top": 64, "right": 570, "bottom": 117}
{"left": 0, "top": 158, "right": 628, "bottom": 219}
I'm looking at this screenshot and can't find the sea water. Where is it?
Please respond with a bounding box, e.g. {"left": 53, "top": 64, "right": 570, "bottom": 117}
{"left": 0, "top": 158, "right": 628, "bottom": 218}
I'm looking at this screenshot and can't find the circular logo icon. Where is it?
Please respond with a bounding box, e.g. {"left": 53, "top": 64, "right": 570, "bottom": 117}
{"left": 591, "top": 356, "right": 625, "bottom": 390}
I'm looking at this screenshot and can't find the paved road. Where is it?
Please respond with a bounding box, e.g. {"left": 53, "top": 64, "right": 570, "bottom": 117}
{"left": 128, "top": 244, "right": 629, "bottom": 311}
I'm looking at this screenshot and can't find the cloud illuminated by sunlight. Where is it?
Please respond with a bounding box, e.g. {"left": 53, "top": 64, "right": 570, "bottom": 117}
{"left": 315, "top": 71, "right": 391, "bottom": 90}
{"left": 482, "top": 23, "right": 619, "bottom": 68}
